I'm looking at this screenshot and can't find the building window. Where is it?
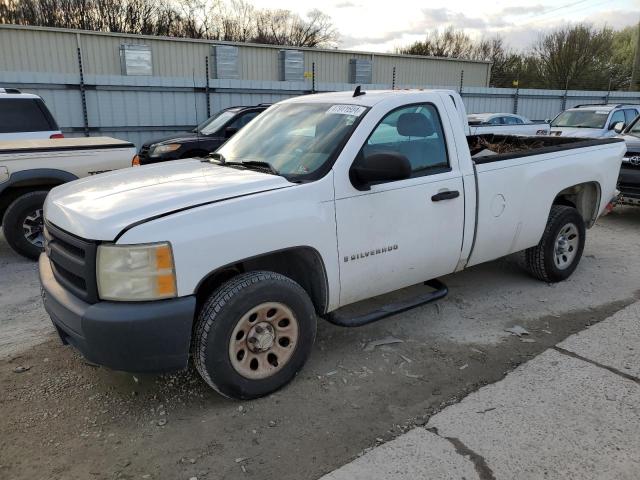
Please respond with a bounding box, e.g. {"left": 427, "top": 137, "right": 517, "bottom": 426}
{"left": 119, "top": 44, "right": 153, "bottom": 76}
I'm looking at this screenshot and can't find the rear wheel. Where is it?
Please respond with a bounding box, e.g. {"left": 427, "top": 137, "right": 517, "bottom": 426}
{"left": 524, "top": 205, "right": 585, "bottom": 282}
{"left": 2, "top": 191, "right": 49, "bottom": 260}
{"left": 193, "top": 271, "right": 317, "bottom": 399}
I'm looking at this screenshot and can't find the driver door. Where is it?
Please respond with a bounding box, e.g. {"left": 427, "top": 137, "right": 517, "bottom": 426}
{"left": 335, "top": 103, "right": 465, "bottom": 306}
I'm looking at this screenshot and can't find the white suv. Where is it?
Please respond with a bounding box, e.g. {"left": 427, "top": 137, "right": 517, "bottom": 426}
{"left": 550, "top": 104, "right": 640, "bottom": 138}
{"left": 0, "top": 89, "right": 63, "bottom": 141}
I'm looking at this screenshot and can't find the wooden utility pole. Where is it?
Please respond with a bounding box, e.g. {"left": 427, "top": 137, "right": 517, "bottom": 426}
{"left": 631, "top": 21, "right": 640, "bottom": 91}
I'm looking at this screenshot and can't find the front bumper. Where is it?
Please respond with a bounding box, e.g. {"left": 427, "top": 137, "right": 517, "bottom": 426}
{"left": 618, "top": 165, "right": 640, "bottom": 206}
{"left": 39, "top": 254, "right": 196, "bottom": 373}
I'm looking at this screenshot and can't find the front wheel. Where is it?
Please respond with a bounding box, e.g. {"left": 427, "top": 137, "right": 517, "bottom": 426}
{"left": 2, "top": 191, "right": 49, "bottom": 260}
{"left": 524, "top": 205, "right": 586, "bottom": 282}
{"left": 193, "top": 271, "right": 317, "bottom": 400}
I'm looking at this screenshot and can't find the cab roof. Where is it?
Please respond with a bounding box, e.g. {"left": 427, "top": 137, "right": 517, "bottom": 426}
{"left": 282, "top": 89, "right": 456, "bottom": 108}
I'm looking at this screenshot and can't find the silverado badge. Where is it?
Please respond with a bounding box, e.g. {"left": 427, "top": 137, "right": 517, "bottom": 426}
{"left": 344, "top": 244, "right": 398, "bottom": 263}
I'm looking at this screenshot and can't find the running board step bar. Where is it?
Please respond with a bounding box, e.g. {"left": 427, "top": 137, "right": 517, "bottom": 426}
{"left": 323, "top": 279, "right": 448, "bottom": 327}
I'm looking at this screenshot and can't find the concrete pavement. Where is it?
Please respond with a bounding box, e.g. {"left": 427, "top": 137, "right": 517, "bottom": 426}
{"left": 321, "top": 302, "right": 640, "bottom": 480}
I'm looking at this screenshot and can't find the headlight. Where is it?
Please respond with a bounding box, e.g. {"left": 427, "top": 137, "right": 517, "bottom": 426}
{"left": 150, "top": 143, "right": 181, "bottom": 157}
{"left": 97, "top": 242, "right": 177, "bottom": 301}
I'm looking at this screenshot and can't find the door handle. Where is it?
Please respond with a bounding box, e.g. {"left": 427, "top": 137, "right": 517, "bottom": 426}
{"left": 431, "top": 190, "right": 460, "bottom": 202}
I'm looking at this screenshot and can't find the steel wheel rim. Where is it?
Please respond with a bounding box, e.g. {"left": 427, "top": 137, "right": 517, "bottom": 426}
{"left": 22, "top": 208, "right": 44, "bottom": 248}
{"left": 554, "top": 222, "right": 579, "bottom": 270}
{"left": 229, "top": 302, "right": 299, "bottom": 380}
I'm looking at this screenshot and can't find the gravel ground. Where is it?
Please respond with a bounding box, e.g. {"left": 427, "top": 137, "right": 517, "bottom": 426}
{"left": 0, "top": 206, "right": 639, "bottom": 480}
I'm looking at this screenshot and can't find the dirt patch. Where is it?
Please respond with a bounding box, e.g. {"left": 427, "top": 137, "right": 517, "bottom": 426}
{"left": 1, "top": 207, "right": 639, "bottom": 479}
{"left": 0, "top": 298, "right": 634, "bottom": 480}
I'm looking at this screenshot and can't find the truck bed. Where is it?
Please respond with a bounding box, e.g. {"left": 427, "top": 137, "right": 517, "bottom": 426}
{"left": 0, "top": 136, "right": 134, "bottom": 155}
{"left": 467, "top": 134, "right": 623, "bottom": 164}
{"left": 465, "top": 134, "right": 625, "bottom": 268}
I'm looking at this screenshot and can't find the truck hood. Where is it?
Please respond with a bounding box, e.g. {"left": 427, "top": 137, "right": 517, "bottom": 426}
{"left": 45, "top": 159, "right": 293, "bottom": 240}
{"left": 549, "top": 127, "right": 606, "bottom": 138}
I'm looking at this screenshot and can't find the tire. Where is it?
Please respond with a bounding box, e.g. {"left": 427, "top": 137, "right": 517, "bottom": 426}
{"left": 524, "top": 205, "right": 585, "bottom": 283}
{"left": 193, "top": 271, "right": 317, "bottom": 400}
{"left": 2, "top": 191, "right": 49, "bottom": 260}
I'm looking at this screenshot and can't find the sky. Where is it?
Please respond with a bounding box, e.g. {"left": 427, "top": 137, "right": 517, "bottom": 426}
{"left": 250, "top": 0, "right": 640, "bottom": 52}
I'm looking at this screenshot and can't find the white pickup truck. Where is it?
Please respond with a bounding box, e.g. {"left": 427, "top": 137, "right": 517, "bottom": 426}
{"left": 1, "top": 137, "right": 135, "bottom": 259}
{"left": 39, "top": 89, "right": 624, "bottom": 400}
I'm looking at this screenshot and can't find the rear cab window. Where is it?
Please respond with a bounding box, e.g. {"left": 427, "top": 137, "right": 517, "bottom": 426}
{"left": 0, "top": 98, "right": 57, "bottom": 133}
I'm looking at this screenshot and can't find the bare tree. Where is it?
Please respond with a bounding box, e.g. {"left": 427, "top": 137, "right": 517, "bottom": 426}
{"left": 253, "top": 8, "right": 337, "bottom": 47}
{"left": 397, "top": 27, "right": 474, "bottom": 58}
{"left": 0, "top": 0, "right": 338, "bottom": 47}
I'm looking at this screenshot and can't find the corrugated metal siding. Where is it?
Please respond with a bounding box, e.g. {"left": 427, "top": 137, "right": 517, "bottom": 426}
{"left": 0, "top": 28, "right": 78, "bottom": 73}
{"left": 373, "top": 56, "right": 490, "bottom": 87}
{"left": 0, "top": 25, "right": 490, "bottom": 86}
{"left": 236, "top": 46, "right": 280, "bottom": 80}
{"left": 80, "top": 34, "right": 211, "bottom": 76}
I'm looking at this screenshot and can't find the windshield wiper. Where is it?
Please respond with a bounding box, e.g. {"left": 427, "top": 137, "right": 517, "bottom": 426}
{"left": 205, "top": 154, "right": 279, "bottom": 175}
{"left": 227, "top": 160, "right": 280, "bottom": 175}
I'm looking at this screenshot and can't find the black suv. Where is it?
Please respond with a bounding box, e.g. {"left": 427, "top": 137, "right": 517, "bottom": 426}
{"left": 133, "top": 104, "right": 269, "bottom": 165}
{"left": 617, "top": 115, "right": 640, "bottom": 206}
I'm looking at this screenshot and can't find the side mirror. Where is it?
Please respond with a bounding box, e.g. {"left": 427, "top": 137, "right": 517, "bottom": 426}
{"left": 544, "top": 119, "right": 551, "bottom": 124}
{"left": 224, "top": 126, "right": 239, "bottom": 138}
{"left": 350, "top": 151, "right": 411, "bottom": 190}
{"left": 612, "top": 122, "right": 625, "bottom": 134}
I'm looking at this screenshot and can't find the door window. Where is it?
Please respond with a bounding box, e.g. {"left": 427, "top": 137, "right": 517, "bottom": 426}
{"left": 609, "top": 110, "right": 625, "bottom": 128}
{"left": 228, "top": 110, "right": 260, "bottom": 130}
{"left": 489, "top": 116, "right": 504, "bottom": 125}
{"left": 362, "top": 104, "right": 449, "bottom": 178}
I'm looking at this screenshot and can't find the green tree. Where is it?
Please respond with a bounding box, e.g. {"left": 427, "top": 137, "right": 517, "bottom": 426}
{"left": 611, "top": 24, "right": 638, "bottom": 90}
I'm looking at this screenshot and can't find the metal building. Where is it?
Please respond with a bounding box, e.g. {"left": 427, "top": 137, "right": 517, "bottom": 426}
{"left": 4, "top": 25, "right": 639, "bottom": 150}
{"left": 0, "top": 25, "right": 492, "bottom": 86}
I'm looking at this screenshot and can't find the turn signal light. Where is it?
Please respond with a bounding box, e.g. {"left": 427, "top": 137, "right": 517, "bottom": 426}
{"left": 132, "top": 155, "right": 141, "bottom": 166}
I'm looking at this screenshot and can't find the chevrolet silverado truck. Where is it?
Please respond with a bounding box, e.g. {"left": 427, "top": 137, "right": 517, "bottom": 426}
{"left": 1, "top": 137, "right": 135, "bottom": 259}
{"left": 39, "top": 89, "right": 625, "bottom": 400}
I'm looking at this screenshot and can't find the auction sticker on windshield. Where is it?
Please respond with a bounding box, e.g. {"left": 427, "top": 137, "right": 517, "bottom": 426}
{"left": 327, "top": 105, "right": 366, "bottom": 116}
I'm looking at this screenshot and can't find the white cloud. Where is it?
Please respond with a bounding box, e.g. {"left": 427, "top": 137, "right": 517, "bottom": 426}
{"left": 249, "top": 0, "right": 639, "bottom": 52}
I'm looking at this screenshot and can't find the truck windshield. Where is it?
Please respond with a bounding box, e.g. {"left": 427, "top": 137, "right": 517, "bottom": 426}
{"left": 551, "top": 110, "right": 608, "bottom": 129}
{"left": 196, "top": 110, "right": 236, "bottom": 135}
{"left": 215, "top": 103, "right": 366, "bottom": 180}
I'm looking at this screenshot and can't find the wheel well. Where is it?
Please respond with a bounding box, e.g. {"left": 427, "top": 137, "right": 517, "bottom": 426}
{"left": 552, "top": 182, "right": 601, "bottom": 227}
{"left": 0, "top": 183, "right": 58, "bottom": 224}
{"left": 195, "top": 247, "right": 329, "bottom": 315}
